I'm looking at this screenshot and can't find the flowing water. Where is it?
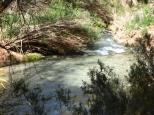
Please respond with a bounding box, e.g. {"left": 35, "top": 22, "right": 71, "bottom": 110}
{"left": 2, "top": 33, "right": 135, "bottom": 115}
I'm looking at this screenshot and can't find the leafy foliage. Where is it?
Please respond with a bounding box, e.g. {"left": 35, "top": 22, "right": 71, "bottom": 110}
{"left": 80, "top": 60, "right": 127, "bottom": 115}
{"left": 127, "top": 33, "right": 154, "bottom": 115}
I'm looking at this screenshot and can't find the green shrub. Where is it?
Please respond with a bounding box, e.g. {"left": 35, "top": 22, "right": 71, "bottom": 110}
{"left": 127, "top": 33, "right": 154, "bottom": 114}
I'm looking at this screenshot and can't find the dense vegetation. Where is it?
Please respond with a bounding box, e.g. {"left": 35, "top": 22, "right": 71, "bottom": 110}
{"left": 0, "top": 0, "right": 113, "bottom": 58}
{"left": 0, "top": 0, "right": 154, "bottom": 115}
{"left": 126, "top": 5, "right": 154, "bottom": 31}
{"left": 0, "top": 35, "right": 153, "bottom": 115}
{"left": 0, "top": 0, "right": 110, "bottom": 39}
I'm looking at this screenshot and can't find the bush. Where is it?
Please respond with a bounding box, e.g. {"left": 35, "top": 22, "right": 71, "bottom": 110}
{"left": 1, "top": 0, "right": 106, "bottom": 42}
{"left": 127, "top": 33, "right": 154, "bottom": 115}
{"left": 77, "top": 38, "right": 154, "bottom": 114}
{"left": 71, "top": 34, "right": 154, "bottom": 115}
{"left": 80, "top": 60, "right": 127, "bottom": 115}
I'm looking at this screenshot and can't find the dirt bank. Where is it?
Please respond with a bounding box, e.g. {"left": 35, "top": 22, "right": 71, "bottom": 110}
{"left": 0, "top": 21, "right": 94, "bottom": 67}
{"left": 0, "top": 48, "right": 23, "bottom": 67}
{"left": 112, "top": 25, "right": 154, "bottom": 46}
{"left": 110, "top": 5, "right": 154, "bottom": 47}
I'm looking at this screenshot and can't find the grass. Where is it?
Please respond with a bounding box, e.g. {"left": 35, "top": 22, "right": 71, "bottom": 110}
{"left": 1, "top": 12, "right": 21, "bottom": 38}
{"left": 31, "top": 1, "right": 82, "bottom": 25}
{"left": 33, "top": 0, "right": 106, "bottom": 39}
{"left": 126, "top": 6, "right": 154, "bottom": 31}
{"left": 1, "top": 0, "right": 106, "bottom": 41}
{"left": 77, "top": 14, "right": 105, "bottom": 41}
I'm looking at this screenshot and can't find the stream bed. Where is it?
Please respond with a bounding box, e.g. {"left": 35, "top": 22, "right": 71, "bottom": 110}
{"left": 1, "top": 33, "right": 135, "bottom": 115}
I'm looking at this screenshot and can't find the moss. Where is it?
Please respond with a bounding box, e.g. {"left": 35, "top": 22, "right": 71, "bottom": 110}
{"left": 23, "top": 53, "right": 45, "bottom": 62}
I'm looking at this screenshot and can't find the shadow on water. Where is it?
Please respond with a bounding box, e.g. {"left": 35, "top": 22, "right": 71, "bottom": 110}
{"left": 4, "top": 53, "right": 135, "bottom": 114}
{"left": 1, "top": 32, "right": 135, "bottom": 114}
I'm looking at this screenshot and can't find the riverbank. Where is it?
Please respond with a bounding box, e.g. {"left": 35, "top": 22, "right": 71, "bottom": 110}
{"left": 0, "top": 18, "right": 104, "bottom": 67}
{"left": 0, "top": 1, "right": 110, "bottom": 67}
{"left": 110, "top": 3, "right": 154, "bottom": 46}
{"left": 0, "top": 1, "right": 154, "bottom": 115}
{"left": 1, "top": 2, "right": 154, "bottom": 67}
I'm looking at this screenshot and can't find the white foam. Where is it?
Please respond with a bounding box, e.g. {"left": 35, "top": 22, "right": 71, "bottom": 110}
{"left": 95, "top": 50, "right": 109, "bottom": 55}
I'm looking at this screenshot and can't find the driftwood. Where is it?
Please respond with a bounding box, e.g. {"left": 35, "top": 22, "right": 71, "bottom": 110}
{"left": 0, "top": 22, "right": 89, "bottom": 55}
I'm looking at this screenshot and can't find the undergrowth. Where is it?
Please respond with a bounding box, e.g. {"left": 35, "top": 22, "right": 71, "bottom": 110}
{"left": 0, "top": 0, "right": 106, "bottom": 41}
{"left": 126, "top": 6, "right": 154, "bottom": 31}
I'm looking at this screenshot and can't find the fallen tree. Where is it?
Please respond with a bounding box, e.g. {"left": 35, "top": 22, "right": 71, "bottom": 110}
{"left": 0, "top": 21, "right": 91, "bottom": 56}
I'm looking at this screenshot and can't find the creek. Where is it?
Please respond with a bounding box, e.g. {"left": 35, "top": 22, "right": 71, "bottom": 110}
{"left": 2, "top": 32, "right": 135, "bottom": 115}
